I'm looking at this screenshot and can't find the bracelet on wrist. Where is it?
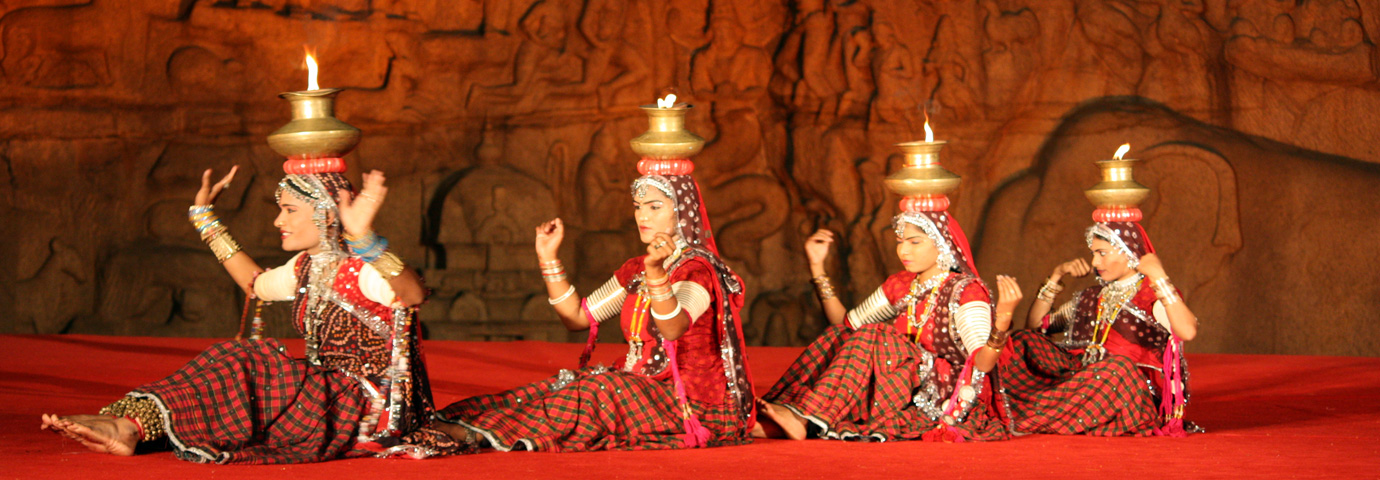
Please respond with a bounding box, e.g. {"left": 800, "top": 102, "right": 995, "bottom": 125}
{"left": 370, "top": 251, "right": 406, "bottom": 279}
{"left": 647, "top": 288, "right": 675, "bottom": 302}
{"left": 986, "top": 329, "right": 1010, "bottom": 349}
{"left": 207, "top": 232, "right": 241, "bottom": 263}
{"left": 548, "top": 285, "right": 576, "bottom": 305}
{"left": 812, "top": 275, "right": 837, "bottom": 301}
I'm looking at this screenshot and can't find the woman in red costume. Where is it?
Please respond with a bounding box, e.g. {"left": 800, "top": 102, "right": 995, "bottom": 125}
{"left": 754, "top": 142, "right": 1018, "bottom": 442}
{"left": 1000, "top": 155, "right": 1200, "bottom": 436}
{"left": 434, "top": 103, "right": 755, "bottom": 452}
{"left": 40, "top": 159, "right": 469, "bottom": 463}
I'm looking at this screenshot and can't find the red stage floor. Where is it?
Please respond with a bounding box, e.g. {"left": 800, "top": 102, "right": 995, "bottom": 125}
{"left": 2, "top": 334, "right": 1377, "bottom": 479}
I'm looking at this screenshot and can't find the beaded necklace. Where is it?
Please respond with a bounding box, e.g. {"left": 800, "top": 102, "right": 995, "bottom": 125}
{"left": 622, "top": 279, "right": 654, "bottom": 371}
{"left": 905, "top": 272, "right": 950, "bottom": 344}
{"left": 1083, "top": 275, "right": 1142, "bottom": 364}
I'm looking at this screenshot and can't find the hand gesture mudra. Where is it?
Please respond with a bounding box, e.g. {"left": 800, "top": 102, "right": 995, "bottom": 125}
{"left": 195, "top": 166, "right": 239, "bottom": 206}
{"left": 644, "top": 232, "right": 677, "bottom": 275}
{"left": 535, "top": 218, "right": 565, "bottom": 262}
{"left": 336, "top": 170, "right": 388, "bottom": 237}
{"left": 804, "top": 229, "right": 835, "bottom": 266}
{"left": 1051, "top": 258, "right": 1092, "bottom": 281}
{"left": 993, "top": 275, "right": 1023, "bottom": 332}
{"left": 1135, "top": 253, "right": 1168, "bottom": 281}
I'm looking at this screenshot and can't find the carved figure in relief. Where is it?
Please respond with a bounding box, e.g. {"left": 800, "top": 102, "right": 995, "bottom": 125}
{"left": 870, "top": 22, "right": 922, "bottom": 128}
{"left": 467, "top": 0, "right": 584, "bottom": 112}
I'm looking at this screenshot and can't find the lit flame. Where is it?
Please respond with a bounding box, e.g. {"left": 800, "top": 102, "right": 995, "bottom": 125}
{"left": 1113, "top": 143, "right": 1130, "bottom": 160}
{"left": 305, "top": 46, "right": 319, "bottom": 91}
{"left": 923, "top": 112, "right": 934, "bottom": 143}
{"left": 657, "top": 93, "right": 677, "bottom": 108}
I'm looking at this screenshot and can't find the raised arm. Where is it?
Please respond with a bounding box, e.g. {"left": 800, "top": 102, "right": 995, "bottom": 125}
{"left": 337, "top": 170, "right": 427, "bottom": 307}
{"left": 190, "top": 166, "right": 263, "bottom": 295}
{"left": 1026, "top": 258, "right": 1091, "bottom": 330}
{"left": 536, "top": 218, "right": 595, "bottom": 331}
{"left": 1136, "top": 253, "right": 1197, "bottom": 341}
{"left": 972, "top": 275, "right": 1020, "bottom": 373}
{"left": 805, "top": 229, "right": 848, "bottom": 326}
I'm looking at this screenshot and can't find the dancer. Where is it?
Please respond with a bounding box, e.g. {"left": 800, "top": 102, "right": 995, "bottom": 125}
{"left": 434, "top": 103, "right": 754, "bottom": 452}
{"left": 1001, "top": 153, "right": 1199, "bottom": 436}
{"left": 756, "top": 141, "right": 1015, "bottom": 442}
{"left": 41, "top": 162, "right": 468, "bottom": 463}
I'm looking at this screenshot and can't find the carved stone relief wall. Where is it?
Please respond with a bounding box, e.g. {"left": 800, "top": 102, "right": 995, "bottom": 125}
{"left": 2, "top": 0, "right": 1377, "bottom": 355}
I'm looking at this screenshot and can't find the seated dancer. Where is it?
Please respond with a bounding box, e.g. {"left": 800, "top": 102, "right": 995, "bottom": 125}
{"left": 1000, "top": 155, "right": 1199, "bottom": 436}
{"left": 40, "top": 163, "right": 469, "bottom": 463}
{"left": 756, "top": 142, "right": 1017, "bottom": 442}
{"left": 433, "top": 104, "right": 754, "bottom": 452}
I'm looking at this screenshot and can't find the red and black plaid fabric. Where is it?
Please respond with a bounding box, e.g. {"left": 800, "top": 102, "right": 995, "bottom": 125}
{"left": 436, "top": 367, "right": 748, "bottom": 452}
{"left": 764, "top": 324, "right": 1007, "bottom": 441}
{"left": 132, "top": 339, "right": 368, "bottom": 464}
{"left": 997, "top": 330, "right": 1159, "bottom": 436}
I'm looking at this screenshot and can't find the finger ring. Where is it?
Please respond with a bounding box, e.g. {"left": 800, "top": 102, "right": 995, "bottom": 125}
{"left": 654, "top": 242, "right": 667, "bottom": 249}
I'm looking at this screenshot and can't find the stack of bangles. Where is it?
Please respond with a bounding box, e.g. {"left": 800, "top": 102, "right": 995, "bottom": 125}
{"left": 542, "top": 260, "right": 576, "bottom": 305}
{"left": 342, "top": 231, "right": 406, "bottom": 279}
{"left": 1036, "top": 277, "right": 1064, "bottom": 303}
{"left": 986, "top": 322, "right": 1011, "bottom": 350}
{"left": 811, "top": 275, "right": 836, "bottom": 301}
{"left": 645, "top": 274, "right": 682, "bottom": 321}
{"left": 1151, "top": 276, "right": 1180, "bottom": 305}
{"left": 189, "top": 205, "right": 241, "bottom": 263}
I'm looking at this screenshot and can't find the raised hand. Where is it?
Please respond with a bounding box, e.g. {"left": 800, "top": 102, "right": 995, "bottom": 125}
{"left": 194, "top": 166, "right": 238, "bottom": 206}
{"left": 337, "top": 170, "right": 388, "bottom": 237}
{"left": 644, "top": 232, "right": 676, "bottom": 276}
{"left": 804, "top": 229, "right": 835, "bottom": 267}
{"left": 1051, "top": 258, "right": 1092, "bottom": 281}
{"left": 1135, "top": 253, "right": 1168, "bottom": 281}
{"left": 535, "top": 218, "right": 565, "bottom": 262}
{"left": 993, "top": 275, "right": 1022, "bottom": 332}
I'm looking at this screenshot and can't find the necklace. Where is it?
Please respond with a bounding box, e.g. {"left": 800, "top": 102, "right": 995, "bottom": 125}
{"left": 623, "top": 281, "right": 652, "bottom": 371}
{"left": 905, "top": 272, "right": 949, "bottom": 344}
{"left": 1083, "top": 275, "right": 1142, "bottom": 364}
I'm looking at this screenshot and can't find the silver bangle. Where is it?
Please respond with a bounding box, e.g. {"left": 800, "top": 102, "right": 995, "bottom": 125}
{"left": 650, "top": 302, "right": 683, "bottom": 321}
{"left": 646, "top": 289, "right": 675, "bottom": 302}
{"left": 548, "top": 285, "right": 576, "bottom": 305}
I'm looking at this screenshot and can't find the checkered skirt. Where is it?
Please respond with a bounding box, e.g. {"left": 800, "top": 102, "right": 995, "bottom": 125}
{"left": 998, "top": 330, "right": 1159, "bottom": 435}
{"left": 130, "top": 339, "right": 370, "bottom": 464}
{"left": 763, "top": 324, "right": 1008, "bottom": 441}
{"left": 436, "top": 367, "right": 749, "bottom": 452}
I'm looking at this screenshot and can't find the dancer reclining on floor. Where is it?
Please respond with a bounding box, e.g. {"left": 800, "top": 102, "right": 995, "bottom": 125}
{"left": 998, "top": 156, "right": 1199, "bottom": 436}
{"left": 41, "top": 164, "right": 471, "bottom": 463}
{"left": 755, "top": 138, "right": 1016, "bottom": 442}
{"left": 432, "top": 156, "right": 756, "bottom": 452}
{"left": 754, "top": 215, "right": 1018, "bottom": 442}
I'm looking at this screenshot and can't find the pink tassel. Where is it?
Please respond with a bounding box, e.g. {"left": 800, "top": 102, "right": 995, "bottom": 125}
{"left": 665, "top": 342, "right": 711, "bottom": 448}
{"left": 1153, "top": 336, "right": 1188, "bottom": 437}
{"left": 578, "top": 300, "right": 598, "bottom": 369}
{"left": 935, "top": 353, "right": 981, "bottom": 443}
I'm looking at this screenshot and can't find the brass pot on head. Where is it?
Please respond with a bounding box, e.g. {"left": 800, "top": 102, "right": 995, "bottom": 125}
{"left": 267, "top": 88, "right": 361, "bottom": 159}
{"left": 629, "top": 105, "right": 705, "bottom": 159}
{"left": 1084, "top": 158, "right": 1150, "bottom": 208}
{"left": 884, "top": 140, "right": 959, "bottom": 198}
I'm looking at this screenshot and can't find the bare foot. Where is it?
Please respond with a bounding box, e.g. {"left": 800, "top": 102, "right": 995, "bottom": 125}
{"left": 751, "top": 399, "right": 787, "bottom": 439}
{"left": 41, "top": 414, "right": 138, "bottom": 456}
{"left": 433, "top": 421, "right": 477, "bottom": 446}
{"left": 757, "top": 399, "right": 808, "bottom": 441}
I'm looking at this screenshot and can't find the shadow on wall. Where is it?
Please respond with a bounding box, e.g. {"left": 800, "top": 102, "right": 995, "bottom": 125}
{"left": 974, "top": 97, "right": 1380, "bottom": 357}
